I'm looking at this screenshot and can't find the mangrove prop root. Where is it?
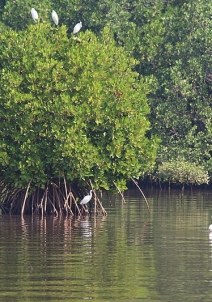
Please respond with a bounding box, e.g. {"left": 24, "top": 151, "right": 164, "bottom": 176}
{"left": 0, "top": 179, "right": 109, "bottom": 216}
{"left": 96, "top": 195, "right": 107, "bottom": 216}
{"left": 130, "top": 177, "right": 150, "bottom": 213}
{"left": 21, "top": 181, "right": 31, "bottom": 216}
{"left": 70, "top": 192, "right": 81, "bottom": 215}
{"left": 89, "top": 180, "right": 107, "bottom": 216}
{"left": 113, "top": 181, "right": 126, "bottom": 203}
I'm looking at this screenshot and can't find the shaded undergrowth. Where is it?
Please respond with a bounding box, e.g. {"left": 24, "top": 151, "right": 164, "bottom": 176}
{"left": 0, "top": 179, "right": 107, "bottom": 216}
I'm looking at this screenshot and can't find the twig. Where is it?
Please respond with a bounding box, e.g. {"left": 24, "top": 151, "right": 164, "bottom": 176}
{"left": 130, "top": 177, "right": 150, "bottom": 213}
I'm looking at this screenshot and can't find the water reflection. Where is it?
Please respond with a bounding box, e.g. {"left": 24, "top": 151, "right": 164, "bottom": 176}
{"left": 76, "top": 217, "right": 92, "bottom": 238}
{"left": 1, "top": 189, "right": 212, "bottom": 301}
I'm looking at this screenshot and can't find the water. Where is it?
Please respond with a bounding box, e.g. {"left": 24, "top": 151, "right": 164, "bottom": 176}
{"left": 0, "top": 188, "right": 212, "bottom": 301}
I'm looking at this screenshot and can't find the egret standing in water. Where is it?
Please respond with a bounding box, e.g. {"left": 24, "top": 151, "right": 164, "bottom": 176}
{"left": 73, "top": 21, "right": 82, "bottom": 34}
{"left": 31, "top": 8, "right": 39, "bottom": 22}
{"left": 51, "top": 10, "right": 59, "bottom": 26}
{"left": 80, "top": 190, "right": 93, "bottom": 206}
{"left": 80, "top": 190, "right": 93, "bottom": 212}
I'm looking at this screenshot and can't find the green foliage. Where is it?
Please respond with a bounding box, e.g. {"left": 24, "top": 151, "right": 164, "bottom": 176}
{"left": 1, "top": 0, "right": 212, "bottom": 186}
{"left": 156, "top": 159, "right": 209, "bottom": 186}
{"left": 145, "top": 1, "right": 212, "bottom": 168}
{"left": 0, "top": 24, "right": 157, "bottom": 190}
{"left": 2, "top": 0, "right": 51, "bottom": 30}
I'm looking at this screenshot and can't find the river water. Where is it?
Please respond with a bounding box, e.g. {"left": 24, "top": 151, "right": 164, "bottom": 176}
{"left": 0, "top": 188, "right": 212, "bottom": 301}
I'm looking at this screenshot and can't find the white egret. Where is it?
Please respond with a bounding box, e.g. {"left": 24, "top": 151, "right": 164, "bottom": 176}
{"left": 209, "top": 224, "right": 212, "bottom": 232}
{"left": 73, "top": 21, "right": 82, "bottom": 34}
{"left": 51, "top": 10, "right": 59, "bottom": 26}
{"left": 31, "top": 8, "right": 39, "bottom": 22}
{"left": 80, "top": 190, "right": 93, "bottom": 206}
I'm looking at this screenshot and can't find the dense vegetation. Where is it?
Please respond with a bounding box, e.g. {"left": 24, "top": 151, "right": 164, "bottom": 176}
{"left": 0, "top": 0, "right": 212, "bottom": 214}
{"left": 0, "top": 3, "right": 158, "bottom": 214}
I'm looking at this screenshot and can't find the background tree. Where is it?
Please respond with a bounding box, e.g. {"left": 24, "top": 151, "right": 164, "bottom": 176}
{"left": 146, "top": 2, "right": 212, "bottom": 173}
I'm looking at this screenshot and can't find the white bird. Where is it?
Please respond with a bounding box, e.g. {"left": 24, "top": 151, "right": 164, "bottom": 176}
{"left": 73, "top": 21, "right": 82, "bottom": 34}
{"left": 209, "top": 224, "right": 212, "bottom": 232}
{"left": 51, "top": 10, "right": 59, "bottom": 26}
{"left": 80, "top": 190, "right": 93, "bottom": 206}
{"left": 31, "top": 8, "right": 39, "bottom": 22}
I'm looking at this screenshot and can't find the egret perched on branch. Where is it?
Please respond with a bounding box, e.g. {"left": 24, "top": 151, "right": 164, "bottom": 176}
{"left": 31, "top": 8, "right": 39, "bottom": 22}
{"left": 80, "top": 190, "right": 93, "bottom": 206}
{"left": 73, "top": 21, "right": 82, "bottom": 34}
{"left": 51, "top": 10, "right": 59, "bottom": 26}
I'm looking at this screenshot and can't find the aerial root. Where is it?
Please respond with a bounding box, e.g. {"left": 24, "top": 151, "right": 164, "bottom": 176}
{"left": 113, "top": 181, "right": 126, "bottom": 203}
{"left": 130, "top": 177, "right": 150, "bottom": 213}
{"left": 89, "top": 180, "right": 107, "bottom": 216}
{"left": 0, "top": 179, "right": 107, "bottom": 216}
{"left": 21, "top": 181, "right": 31, "bottom": 216}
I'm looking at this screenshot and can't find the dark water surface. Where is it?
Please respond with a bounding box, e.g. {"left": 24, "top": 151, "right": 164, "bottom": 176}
{"left": 0, "top": 188, "right": 212, "bottom": 301}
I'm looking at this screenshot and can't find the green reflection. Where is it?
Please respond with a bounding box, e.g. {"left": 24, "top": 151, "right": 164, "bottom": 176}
{"left": 0, "top": 189, "right": 212, "bottom": 301}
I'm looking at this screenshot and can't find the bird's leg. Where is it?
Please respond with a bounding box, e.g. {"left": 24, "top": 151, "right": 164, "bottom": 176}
{"left": 81, "top": 205, "right": 89, "bottom": 215}
{"left": 85, "top": 205, "right": 89, "bottom": 214}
